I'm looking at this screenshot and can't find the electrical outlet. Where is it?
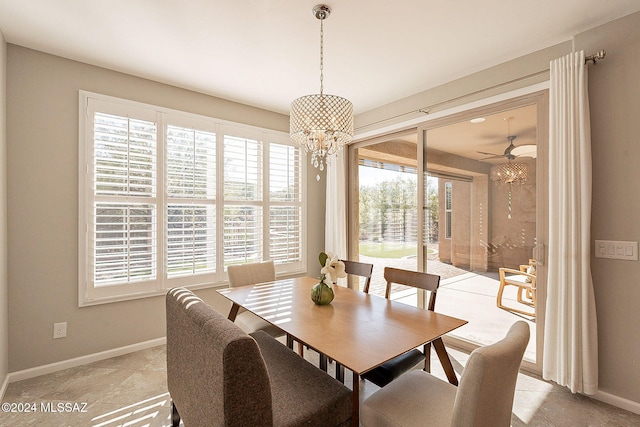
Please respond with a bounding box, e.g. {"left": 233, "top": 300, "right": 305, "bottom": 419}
{"left": 53, "top": 322, "right": 67, "bottom": 339}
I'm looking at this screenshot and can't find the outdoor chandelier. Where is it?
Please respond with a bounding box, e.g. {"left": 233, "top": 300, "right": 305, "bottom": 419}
{"left": 290, "top": 4, "right": 354, "bottom": 180}
{"left": 490, "top": 130, "right": 528, "bottom": 219}
{"left": 490, "top": 159, "right": 528, "bottom": 189}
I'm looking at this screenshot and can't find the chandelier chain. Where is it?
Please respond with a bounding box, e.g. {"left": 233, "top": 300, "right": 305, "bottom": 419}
{"left": 319, "top": 17, "right": 324, "bottom": 95}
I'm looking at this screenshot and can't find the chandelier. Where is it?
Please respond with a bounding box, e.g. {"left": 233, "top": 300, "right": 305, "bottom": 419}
{"left": 489, "top": 122, "right": 529, "bottom": 218}
{"left": 490, "top": 159, "right": 528, "bottom": 188}
{"left": 290, "top": 5, "right": 354, "bottom": 180}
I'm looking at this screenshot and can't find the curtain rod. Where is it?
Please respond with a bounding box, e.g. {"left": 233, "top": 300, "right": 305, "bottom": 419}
{"left": 356, "top": 49, "right": 606, "bottom": 131}
{"left": 585, "top": 50, "right": 606, "bottom": 64}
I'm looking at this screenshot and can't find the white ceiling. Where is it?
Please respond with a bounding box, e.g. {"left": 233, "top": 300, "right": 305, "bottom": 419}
{"left": 1, "top": 1, "right": 639, "bottom": 116}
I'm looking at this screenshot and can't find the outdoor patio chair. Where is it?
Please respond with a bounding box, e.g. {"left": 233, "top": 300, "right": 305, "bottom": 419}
{"left": 496, "top": 260, "right": 536, "bottom": 317}
{"left": 360, "top": 267, "right": 441, "bottom": 388}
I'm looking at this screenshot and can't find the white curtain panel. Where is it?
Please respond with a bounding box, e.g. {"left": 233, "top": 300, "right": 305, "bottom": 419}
{"left": 543, "top": 50, "right": 598, "bottom": 395}
{"left": 325, "top": 150, "right": 347, "bottom": 260}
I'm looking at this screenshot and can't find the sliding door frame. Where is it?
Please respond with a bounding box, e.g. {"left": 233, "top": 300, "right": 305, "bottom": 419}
{"left": 416, "top": 90, "right": 548, "bottom": 373}
{"left": 346, "top": 128, "right": 419, "bottom": 275}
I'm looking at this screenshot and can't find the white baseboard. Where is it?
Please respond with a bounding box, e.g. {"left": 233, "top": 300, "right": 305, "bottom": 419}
{"left": 592, "top": 390, "right": 640, "bottom": 415}
{"left": 442, "top": 336, "right": 640, "bottom": 416}
{"left": 0, "top": 374, "right": 9, "bottom": 402}
{"left": 5, "top": 337, "right": 166, "bottom": 384}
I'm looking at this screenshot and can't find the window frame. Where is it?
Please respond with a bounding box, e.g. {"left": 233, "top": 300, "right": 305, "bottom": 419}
{"left": 444, "top": 181, "right": 453, "bottom": 240}
{"left": 79, "top": 91, "right": 306, "bottom": 306}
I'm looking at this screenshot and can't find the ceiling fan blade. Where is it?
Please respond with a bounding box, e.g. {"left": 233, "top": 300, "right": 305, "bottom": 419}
{"left": 511, "top": 144, "right": 537, "bottom": 158}
{"left": 477, "top": 151, "right": 500, "bottom": 156}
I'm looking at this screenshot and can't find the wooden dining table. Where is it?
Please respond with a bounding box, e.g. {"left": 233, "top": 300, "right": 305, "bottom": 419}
{"left": 218, "top": 276, "right": 468, "bottom": 426}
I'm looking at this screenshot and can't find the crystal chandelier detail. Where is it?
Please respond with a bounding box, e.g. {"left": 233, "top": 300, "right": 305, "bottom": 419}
{"left": 490, "top": 149, "right": 528, "bottom": 188}
{"left": 489, "top": 119, "right": 529, "bottom": 219}
{"left": 290, "top": 5, "right": 354, "bottom": 180}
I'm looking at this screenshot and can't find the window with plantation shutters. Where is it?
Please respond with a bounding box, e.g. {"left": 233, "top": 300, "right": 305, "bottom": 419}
{"left": 269, "top": 143, "right": 302, "bottom": 264}
{"left": 223, "top": 133, "right": 263, "bottom": 266}
{"left": 166, "top": 125, "right": 216, "bottom": 278}
{"left": 92, "top": 111, "right": 157, "bottom": 287}
{"left": 80, "top": 92, "right": 305, "bottom": 306}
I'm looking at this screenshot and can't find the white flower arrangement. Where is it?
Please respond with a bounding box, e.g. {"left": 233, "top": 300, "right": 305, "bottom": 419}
{"left": 319, "top": 251, "right": 346, "bottom": 286}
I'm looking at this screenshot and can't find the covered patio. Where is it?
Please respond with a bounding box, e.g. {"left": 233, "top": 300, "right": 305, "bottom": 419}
{"left": 358, "top": 255, "right": 537, "bottom": 363}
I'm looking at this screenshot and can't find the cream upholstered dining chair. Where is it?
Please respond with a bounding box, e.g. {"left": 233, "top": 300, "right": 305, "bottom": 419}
{"left": 227, "top": 260, "right": 283, "bottom": 338}
{"left": 496, "top": 259, "right": 537, "bottom": 317}
{"left": 361, "top": 321, "right": 530, "bottom": 427}
{"left": 360, "top": 267, "right": 441, "bottom": 388}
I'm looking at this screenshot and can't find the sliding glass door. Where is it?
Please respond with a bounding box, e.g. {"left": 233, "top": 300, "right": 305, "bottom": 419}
{"left": 349, "top": 92, "right": 547, "bottom": 370}
{"left": 418, "top": 93, "right": 548, "bottom": 368}
{"left": 348, "top": 131, "right": 419, "bottom": 299}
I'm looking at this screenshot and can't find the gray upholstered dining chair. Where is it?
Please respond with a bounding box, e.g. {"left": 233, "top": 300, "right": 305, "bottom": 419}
{"left": 227, "top": 260, "right": 283, "bottom": 338}
{"left": 360, "top": 321, "right": 530, "bottom": 427}
{"left": 166, "top": 287, "right": 352, "bottom": 427}
{"left": 360, "top": 267, "right": 440, "bottom": 388}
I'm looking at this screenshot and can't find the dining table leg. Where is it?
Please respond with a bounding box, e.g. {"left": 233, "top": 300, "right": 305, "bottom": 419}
{"left": 227, "top": 303, "right": 239, "bottom": 322}
{"left": 319, "top": 354, "right": 328, "bottom": 372}
{"left": 351, "top": 370, "right": 359, "bottom": 427}
{"left": 432, "top": 337, "right": 458, "bottom": 385}
{"left": 335, "top": 362, "right": 345, "bottom": 383}
{"left": 286, "top": 334, "right": 294, "bottom": 350}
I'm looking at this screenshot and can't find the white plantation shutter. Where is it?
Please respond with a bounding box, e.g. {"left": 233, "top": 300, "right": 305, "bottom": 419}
{"left": 80, "top": 93, "right": 305, "bottom": 305}
{"left": 223, "top": 134, "right": 263, "bottom": 266}
{"left": 94, "top": 204, "right": 156, "bottom": 284}
{"left": 269, "top": 143, "right": 302, "bottom": 264}
{"left": 92, "top": 112, "right": 157, "bottom": 287}
{"left": 166, "top": 125, "right": 216, "bottom": 278}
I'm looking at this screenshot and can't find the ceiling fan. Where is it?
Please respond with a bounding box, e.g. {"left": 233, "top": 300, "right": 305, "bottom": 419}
{"left": 477, "top": 117, "right": 537, "bottom": 161}
{"left": 478, "top": 135, "right": 519, "bottom": 160}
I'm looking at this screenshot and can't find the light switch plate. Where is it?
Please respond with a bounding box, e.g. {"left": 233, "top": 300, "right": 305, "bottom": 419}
{"left": 595, "top": 240, "right": 638, "bottom": 261}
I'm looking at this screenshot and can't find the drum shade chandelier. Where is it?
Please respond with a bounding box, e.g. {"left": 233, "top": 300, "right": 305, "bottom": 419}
{"left": 489, "top": 139, "right": 528, "bottom": 188}
{"left": 489, "top": 118, "right": 528, "bottom": 219}
{"left": 290, "top": 5, "right": 354, "bottom": 180}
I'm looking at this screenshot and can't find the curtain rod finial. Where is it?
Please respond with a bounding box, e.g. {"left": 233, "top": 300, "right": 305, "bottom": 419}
{"left": 585, "top": 50, "right": 606, "bottom": 64}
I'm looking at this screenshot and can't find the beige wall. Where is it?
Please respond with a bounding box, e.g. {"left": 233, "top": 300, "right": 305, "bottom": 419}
{"left": 3, "top": 9, "right": 639, "bottom": 408}
{"left": 360, "top": 11, "right": 640, "bottom": 406}
{"left": 0, "top": 31, "right": 8, "bottom": 388}
{"left": 5, "top": 45, "right": 325, "bottom": 372}
{"left": 574, "top": 12, "right": 640, "bottom": 404}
